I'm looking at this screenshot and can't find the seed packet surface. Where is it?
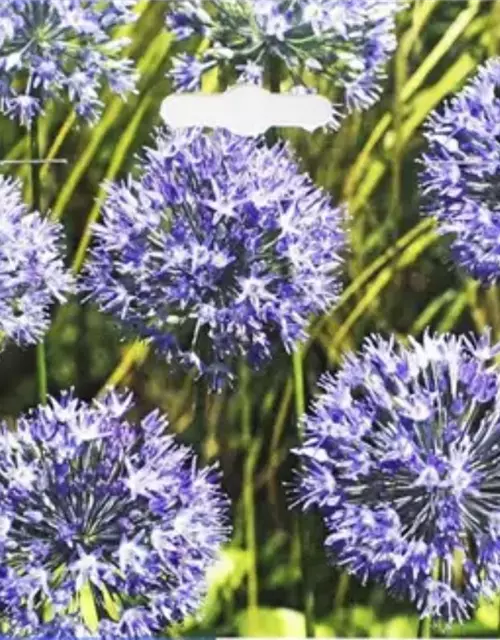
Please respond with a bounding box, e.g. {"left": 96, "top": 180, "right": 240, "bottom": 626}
{"left": 0, "top": 2, "right": 500, "bottom": 639}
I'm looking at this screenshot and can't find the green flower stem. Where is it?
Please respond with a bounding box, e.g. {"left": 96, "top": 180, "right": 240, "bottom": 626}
{"left": 417, "top": 616, "right": 432, "bottom": 638}
{"left": 240, "top": 362, "right": 259, "bottom": 619}
{"left": 36, "top": 339, "right": 48, "bottom": 405}
{"left": 30, "top": 117, "right": 48, "bottom": 404}
{"left": 293, "top": 345, "right": 315, "bottom": 637}
{"left": 265, "top": 55, "right": 282, "bottom": 147}
{"left": 267, "top": 41, "right": 316, "bottom": 632}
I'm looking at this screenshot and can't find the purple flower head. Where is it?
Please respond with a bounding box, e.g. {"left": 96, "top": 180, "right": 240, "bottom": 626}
{"left": 166, "top": 0, "right": 405, "bottom": 122}
{"left": 0, "top": 0, "right": 139, "bottom": 125}
{"left": 0, "top": 389, "right": 231, "bottom": 636}
{"left": 0, "top": 176, "right": 74, "bottom": 348}
{"left": 420, "top": 58, "right": 500, "bottom": 283}
{"left": 82, "top": 128, "right": 346, "bottom": 388}
{"left": 28, "top": 617, "right": 97, "bottom": 639}
{"left": 292, "top": 330, "right": 500, "bottom": 623}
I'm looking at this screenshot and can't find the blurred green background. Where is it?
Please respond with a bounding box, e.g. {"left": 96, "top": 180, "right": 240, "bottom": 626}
{"left": 1, "top": 0, "right": 500, "bottom": 636}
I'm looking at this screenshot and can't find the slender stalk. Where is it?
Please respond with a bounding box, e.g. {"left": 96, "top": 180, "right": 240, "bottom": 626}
{"left": 388, "top": 26, "right": 406, "bottom": 236}
{"left": 293, "top": 347, "right": 306, "bottom": 417}
{"left": 334, "top": 571, "right": 351, "bottom": 611}
{"left": 417, "top": 616, "right": 432, "bottom": 638}
{"left": 98, "top": 342, "right": 149, "bottom": 395}
{"left": 293, "top": 345, "right": 315, "bottom": 638}
{"left": 197, "top": 376, "right": 219, "bottom": 464}
{"left": 268, "top": 56, "right": 281, "bottom": 94}
{"left": 195, "top": 376, "right": 205, "bottom": 425}
{"left": 30, "top": 117, "right": 42, "bottom": 235}
{"left": 30, "top": 117, "right": 48, "bottom": 404}
{"left": 41, "top": 110, "right": 76, "bottom": 182}
{"left": 240, "top": 362, "right": 259, "bottom": 619}
{"left": 36, "top": 340, "right": 48, "bottom": 404}
{"left": 265, "top": 55, "right": 281, "bottom": 147}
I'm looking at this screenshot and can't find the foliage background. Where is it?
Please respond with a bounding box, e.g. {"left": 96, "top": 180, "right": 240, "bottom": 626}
{"left": 1, "top": 0, "right": 500, "bottom": 636}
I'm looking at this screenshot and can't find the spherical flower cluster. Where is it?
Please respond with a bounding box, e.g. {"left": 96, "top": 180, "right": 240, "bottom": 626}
{"left": 0, "top": 0, "right": 138, "bottom": 125}
{"left": 293, "top": 331, "right": 500, "bottom": 623}
{"left": 167, "top": 0, "right": 405, "bottom": 120}
{"left": 0, "top": 176, "right": 74, "bottom": 349}
{"left": 0, "top": 389, "right": 230, "bottom": 636}
{"left": 420, "top": 58, "right": 500, "bottom": 283}
{"left": 83, "top": 128, "right": 346, "bottom": 387}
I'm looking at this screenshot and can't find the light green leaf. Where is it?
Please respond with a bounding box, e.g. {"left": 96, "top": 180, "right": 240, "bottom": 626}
{"left": 79, "top": 581, "right": 99, "bottom": 633}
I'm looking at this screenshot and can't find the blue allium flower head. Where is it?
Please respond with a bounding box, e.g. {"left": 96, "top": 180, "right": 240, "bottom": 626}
{"left": 0, "top": 389, "right": 230, "bottom": 636}
{"left": 82, "top": 128, "right": 346, "bottom": 387}
{"left": 293, "top": 330, "right": 500, "bottom": 623}
{"left": 420, "top": 58, "right": 500, "bottom": 283}
{"left": 166, "top": 0, "right": 405, "bottom": 122}
{"left": 0, "top": 0, "right": 139, "bottom": 125}
{"left": 0, "top": 175, "right": 74, "bottom": 348}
